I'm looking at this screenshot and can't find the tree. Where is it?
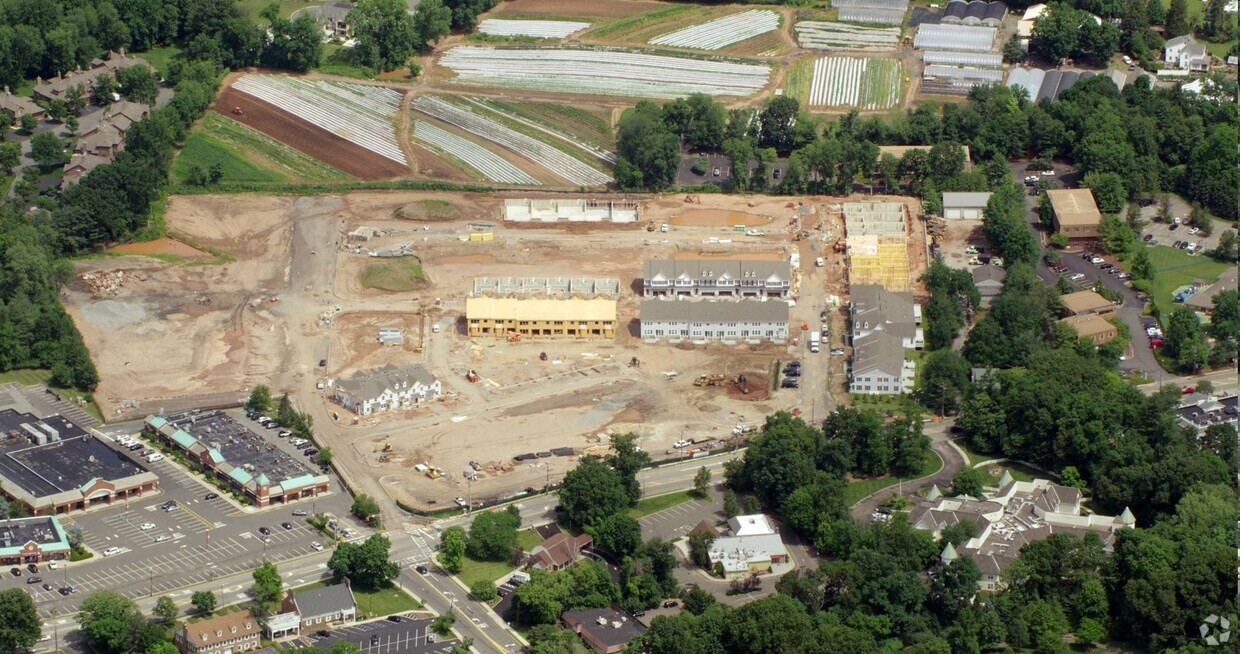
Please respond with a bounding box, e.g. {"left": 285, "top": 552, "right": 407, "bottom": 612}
{"left": 1163, "top": 306, "right": 1209, "bottom": 372}
{"left": 1166, "top": 0, "right": 1190, "bottom": 36}
{"left": 0, "top": 141, "right": 19, "bottom": 173}
{"left": 327, "top": 535, "right": 399, "bottom": 589}
{"left": 605, "top": 433, "right": 650, "bottom": 506}
{"left": 951, "top": 467, "right": 989, "bottom": 498}
{"left": 412, "top": 0, "right": 452, "bottom": 49}
{"left": 615, "top": 103, "right": 680, "bottom": 191}
{"left": 692, "top": 466, "right": 712, "bottom": 498}
{"left": 18, "top": 114, "right": 36, "bottom": 134}
{"left": 722, "top": 490, "right": 738, "bottom": 520}
{"left": 928, "top": 557, "right": 982, "bottom": 625}
{"left": 688, "top": 530, "right": 714, "bottom": 568}
{"left": 1002, "top": 36, "right": 1025, "bottom": 63}
{"left": 153, "top": 595, "right": 177, "bottom": 625}
{"left": 190, "top": 590, "right": 216, "bottom": 616}
{"left": 467, "top": 509, "right": 519, "bottom": 561}
{"left": 0, "top": 588, "right": 40, "bottom": 654}
{"left": 317, "top": 447, "right": 333, "bottom": 466}
{"left": 351, "top": 494, "right": 381, "bottom": 525}
{"left": 1082, "top": 172, "right": 1126, "bottom": 213}
{"left": 79, "top": 592, "right": 144, "bottom": 654}
{"left": 351, "top": 0, "right": 421, "bottom": 71}
{"left": 919, "top": 350, "right": 971, "bottom": 416}
{"left": 470, "top": 580, "right": 497, "bottom": 602}
{"left": 431, "top": 614, "right": 455, "bottom": 637}
{"left": 92, "top": 73, "right": 119, "bottom": 105}
{"left": 30, "top": 131, "right": 66, "bottom": 167}
{"left": 1130, "top": 247, "right": 1154, "bottom": 280}
{"left": 246, "top": 384, "right": 271, "bottom": 412}
{"left": 591, "top": 513, "right": 643, "bottom": 559}
{"left": 439, "top": 526, "right": 467, "bottom": 573}
{"left": 116, "top": 66, "right": 158, "bottom": 105}
{"left": 559, "top": 456, "right": 630, "bottom": 529}
{"left": 252, "top": 562, "right": 283, "bottom": 612}
{"left": 1213, "top": 229, "right": 1237, "bottom": 262}
{"left": 263, "top": 13, "right": 323, "bottom": 72}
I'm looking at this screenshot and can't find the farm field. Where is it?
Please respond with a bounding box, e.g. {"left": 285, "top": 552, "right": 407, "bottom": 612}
{"left": 215, "top": 77, "right": 409, "bottom": 179}
{"left": 477, "top": 19, "right": 591, "bottom": 38}
{"left": 172, "top": 132, "right": 286, "bottom": 185}
{"left": 490, "top": 0, "right": 663, "bottom": 20}
{"left": 649, "top": 9, "right": 780, "bottom": 51}
{"left": 412, "top": 96, "right": 612, "bottom": 186}
{"left": 436, "top": 46, "right": 772, "bottom": 99}
{"left": 795, "top": 21, "right": 900, "bottom": 52}
{"left": 231, "top": 75, "right": 407, "bottom": 165}
{"left": 411, "top": 120, "right": 541, "bottom": 185}
{"left": 469, "top": 99, "right": 615, "bottom": 151}
{"left": 583, "top": 3, "right": 717, "bottom": 42}
{"left": 806, "top": 57, "right": 903, "bottom": 110}
{"left": 195, "top": 113, "right": 352, "bottom": 182}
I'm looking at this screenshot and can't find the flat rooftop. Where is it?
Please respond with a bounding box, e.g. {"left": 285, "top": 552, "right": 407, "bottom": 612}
{"left": 0, "top": 409, "right": 146, "bottom": 497}
{"left": 1047, "top": 188, "right": 1100, "bottom": 226}
{"left": 0, "top": 516, "right": 69, "bottom": 554}
{"left": 165, "top": 411, "right": 314, "bottom": 487}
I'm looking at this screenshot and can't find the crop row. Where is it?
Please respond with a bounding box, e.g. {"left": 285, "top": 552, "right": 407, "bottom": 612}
{"left": 412, "top": 96, "right": 612, "bottom": 186}
{"left": 462, "top": 97, "right": 616, "bottom": 165}
{"left": 808, "top": 57, "right": 901, "bottom": 110}
{"left": 795, "top": 21, "right": 900, "bottom": 52}
{"left": 231, "top": 75, "right": 406, "bottom": 165}
{"left": 411, "top": 120, "right": 539, "bottom": 185}
{"left": 477, "top": 19, "right": 591, "bottom": 39}
{"left": 649, "top": 10, "right": 780, "bottom": 51}
{"left": 437, "top": 46, "right": 771, "bottom": 99}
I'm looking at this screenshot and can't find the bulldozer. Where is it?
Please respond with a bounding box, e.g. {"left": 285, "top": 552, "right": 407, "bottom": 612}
{"left": 231, "top": 107, "right": 245, "bottom": 116}
{"left": 466, "top": 369, "right": 480, "bottom": 383}
{"left": 693, "top": 374, "right": 728, "bottom": 387}
{"left": 734, "top": 374, "right": 750, "bottom": 395}
{"left": 506, "top": 330, "right": 523, "bottom": 342}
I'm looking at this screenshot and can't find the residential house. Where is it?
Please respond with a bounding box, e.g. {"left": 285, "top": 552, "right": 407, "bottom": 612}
{"left": 308, "top": 2, "right": 356, "bottom": 40}
{"left": 562, "top": 609, "right": 647, "bottom": 654}
{"left": 642, "top": 259, "right": 791, "bottom": 299}
{"left": 77, "top": 123, "right": 125, "bottom": 158}
{"left": 850, "top": 331, "right": 916, "bottom": 395}
{"left": 1060, "top": 290, "right": 1115, "bottom": 317}
{"left": 912, "top": 477, "right": 1134, "bottom": 591}
{"left": 174, "top": 610, "right": 261, "bottom": 654}
{"left": 849, "top": 285, "right": 924, "bottom": 349}
{"left": 706, "top": 513, "right": 789, "bottom": 579}
{"left": 529, "top": 532, "right": 592, "bottom": 572}
{"left": 971, "top": 264, "right": 1005, "bottom": 307}
{"left": 1057, "top": 314, "right": 1117, "bottom": 346}
{"left": 849, "top": 285, "right": 922, "bottom": 396}
{"left": 1184, "top": 266, "right": 1237, "bottom": 313}
{"left": 333, "top": 364, "right": 442, "bottom": 416}
{"left": 639, "top": 299, "right": 789, "bottom": 342}
{"left": 34, "top": 50, "right": 154, "bottom": 103}
{"left": 1177, "top": 393, "right": 1238, "bottom": 433}
{"left": 0, "top": 87, "right": 43, "bottom": 120}
{"left": 61, "top": 153, "right": 111, "bottom": 185}
{"left": 1165, "top": 34, "right": 1211, "bottom": 72}
{"left": 942, "top": 192, "right": 992, "bottom": 220}
{"left": 281, "top": 582, "right": 358, "bottom": 631}
{"left": 1046, "top": 189, "right": 1101, "bottom": 240}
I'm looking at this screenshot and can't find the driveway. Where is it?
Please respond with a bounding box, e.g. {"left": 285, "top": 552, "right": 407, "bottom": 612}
{"left": 849, "top": 420, "right": 966, "bottom": 522}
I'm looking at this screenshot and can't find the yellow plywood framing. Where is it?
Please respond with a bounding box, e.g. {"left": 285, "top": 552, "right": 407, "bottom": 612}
{"left": 848, "top": 235, "right": 910, "bottom": 291}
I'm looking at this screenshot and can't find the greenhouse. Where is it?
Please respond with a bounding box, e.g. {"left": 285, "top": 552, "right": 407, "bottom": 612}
{"left": 913, "top": 24, "right": 997, "bottom": 51}
{"left": 922, "top": 51, "right": 1003, "bottom": 67}
{"left": 838, "top": 7, "right": 907, "bottom": 25}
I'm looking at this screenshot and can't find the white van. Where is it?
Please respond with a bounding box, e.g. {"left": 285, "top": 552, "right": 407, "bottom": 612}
{"left": 809, "top": 332, "right": 821, "bottom": 353}
{"left": 147, "top": 453, "right": 164, "bottom": 463}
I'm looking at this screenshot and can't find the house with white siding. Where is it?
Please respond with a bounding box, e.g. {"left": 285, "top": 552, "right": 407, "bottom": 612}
{"left": 333, "top": 364, "right": 441, "bottom": 416}
{"left": 640, "top": 299, "right": 788, "bottom": 342}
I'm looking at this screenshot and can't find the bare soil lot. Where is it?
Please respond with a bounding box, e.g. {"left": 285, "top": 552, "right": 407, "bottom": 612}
{"left": 69, "top": 190, "right": 925, "bottom": 514}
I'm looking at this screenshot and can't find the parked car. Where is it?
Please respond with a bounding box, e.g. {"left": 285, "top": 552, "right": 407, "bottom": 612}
{"left": 41, "top": 583, "right": 52, "bottom": 591}
{"left": 292, "top": 509, "right": 309, "bottom": 517}
{"left": 102, "top": 547, "right": 121, "bottom": 557}
{"left": 1143, "top": 233, "right": 1154, "bottom": 242}
{"left": 830, "top": 348, "right": 846, "bottom": 356}
{"left": 139, "top": 522, "right": 156, "bottom": 531}
{"left": 1168, "top": 223, "right": 1179, "bottom": 231}
{"left": 281, "top": 522, "right": 294, "bottom": 530}
{"left": 1069, "top": 273, "right": 1086, "bottom": 281}
{"left": 1188, "top": 227, "right": 1198, "bottom": 235}
{"left": 9, "top": 568, "right": 19, "bottom": 577}
{"left": 26, "top": 577, "right": 41, "bottom": 585}
{"left": 454, "top": 497, "right": 467, "bottom": 507}
{"left": 1090, "top": 257, "right": 1104, "bottom": 264}
{"left": 156, "top": 535, "right": 173, "bottom": 543}
{"left": 204, "top": 493, "right": 219, "bottom": 500}
{"left": 26, "top": 563, "right": 38, "bottom": 574}
{"left": 784, "top": 367, "right": 801, "bottom": 377}
{"left": 304, "top": 448, "right": 319, "bottom": 457}
{"left": 311, "top": 541, "right": 324, "bottom": 551}
{"left": 780, "top": 379, "right": 800, "bottom": 389}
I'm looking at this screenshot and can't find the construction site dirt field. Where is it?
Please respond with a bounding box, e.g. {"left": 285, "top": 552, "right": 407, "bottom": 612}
{"left": 67, "top": 190, "right": 927, "bottom": 514}
{"left": 107, "top": 237, "right": 211, "bottom": 258}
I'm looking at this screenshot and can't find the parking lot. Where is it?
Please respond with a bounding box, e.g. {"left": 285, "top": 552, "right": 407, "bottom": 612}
{"left": 306, "top": 617, "right": 448, "bottom": 654}
{"left": 0, "top": 418, "right": 359, "bottom": 619}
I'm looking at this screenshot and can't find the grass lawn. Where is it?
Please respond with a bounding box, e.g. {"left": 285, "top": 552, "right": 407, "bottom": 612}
{"left": 236, "top": 0, "right": 308, "bottom": 21}
{"left": 784, "top": 58, "right": 814, "bottom": 105}
{"left": 456, "top": 556, "right": 515, "bottom": 587}
{"left": 361, "top": 257, "right": 426, "bottom": 292}
{"left": 396, "top": 199, "right": 458, "bottom": 221}
{"left": 628, "top": 490, "right": 697, "bottom": 519}
{"left": 516, "top": 529, "right": 543, "bottom": 552}
{"left": 200, "top": 113, "right": 351, "bottom": 182}
{"left": 297, "top": 581, "right": 420, "bottom": 618}
{"left": 136, "top": 46, "right": 183, "bottom": 79}
{"left": 1144, "top": 245, "right": 1230, "bottom": 320}
{"left": 843, "top": 449, "right": 943, "bottom": 507}
{"left": 953, "top": 438, "right": 993, "bottom": 467}
{"left": 977, "top": 461, "right": 1041, "bottom": 485}
{"left": 173, "top": 133, "right": 287, "bottom": 185}
{"left": 0, "top": 369, "right": 102, "bottom": 422}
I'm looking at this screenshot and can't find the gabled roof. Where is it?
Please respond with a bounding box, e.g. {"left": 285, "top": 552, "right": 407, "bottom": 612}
{"left": 179, "top": 610, "right": 259, "bottom": 648}
{"left": 1166, "top": 34, "right": 1198, "bottom": 49}
{"left": 1047, "top": 188, "right": 1101, "bottom": 226}
{"left": 640, "top": 299, "right": 789, "bottom": 324}
{"left": 852, "top": 331, "right": 907, "bottom": 376}
{"left": 335, "top": 364, "right": 439, "bottom": 400}
{"left": 530, "top": 532, "right": 592, "bottom": 569}
{"left": 971, "top": 264, "right": 1006, "bottom": 286}
{"left": 291, "top": 583, "right": 356, "bottom": 619}
{"left": 1060, "top": 290, "right": 1112, "bottom": 315}
{"left": 942, "top": 191, "right": 993, "bottom": 209}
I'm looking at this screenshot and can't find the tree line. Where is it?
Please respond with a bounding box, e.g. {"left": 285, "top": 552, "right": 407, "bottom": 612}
{"left": 616, "top": 77, "right": 1238, "bottom": 223}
